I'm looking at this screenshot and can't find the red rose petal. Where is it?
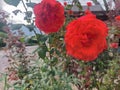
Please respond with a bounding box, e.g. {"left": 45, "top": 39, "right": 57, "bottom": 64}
{"left": 65, "top": 11, "right": 108, "bottom": 61}
{"left": 34, "top": 0, "right": 65, "bottom": 34}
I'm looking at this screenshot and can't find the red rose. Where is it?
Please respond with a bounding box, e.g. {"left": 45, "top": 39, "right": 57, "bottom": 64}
{"left": 65, "top": 11, "right": 108, "bottom": 61}
{"left": 34, "top": 0, "right": 65, "bottom": 34}
{"left": 115, "top": 15, "right": 120, "bottom": 21}
{"left": 110, "top": 43, "right": 118, "bottom": 48}
{"left": 64, "top": 2, "right": 67, "bottom": 6}
{"left": 87, "top": 2, "right": 92, "bottom": 7}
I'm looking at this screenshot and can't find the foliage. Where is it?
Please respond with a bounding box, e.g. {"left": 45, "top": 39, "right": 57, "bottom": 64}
{"left": 12, "top": 59, "right": 79, "bottom": 90}
{"left": 3, "top": 29, "right": 30, "bottom": 79}
{"left": 0, "top": 38, "right": 6, "bottom": 48}
{"left": 25, "top": 36, "right": 38, "bottom": 46}
{"left": 0, "top": 10, "right": 8, "bottom": 48}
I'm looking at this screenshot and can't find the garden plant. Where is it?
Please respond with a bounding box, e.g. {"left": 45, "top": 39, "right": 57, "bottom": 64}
{"left": 1, "top": 0, "right": 120, "bottom": 90}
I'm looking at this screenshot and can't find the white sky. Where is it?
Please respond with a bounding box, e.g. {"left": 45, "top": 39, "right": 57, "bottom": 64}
{"left": 1, "top": 0, "right": 113, "bottom": 24}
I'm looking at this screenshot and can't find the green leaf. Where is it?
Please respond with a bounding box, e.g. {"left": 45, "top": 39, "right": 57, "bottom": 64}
{"left": 38, "top": 49, "right": 46, "bottom": 59}
{"left": 0, "top": 32, "right": 7, "bottom": 38}
{"left": 38, "top": 43, "right": 48, "bottom": 59}
{"left": 4, "top": 0, "right": 21, "bottom": 7}
{"left": 38, "top": 34, "right": 48, "bottom": 42}
{"left": 20, "top": 37, "right": 25, "bottom": 42}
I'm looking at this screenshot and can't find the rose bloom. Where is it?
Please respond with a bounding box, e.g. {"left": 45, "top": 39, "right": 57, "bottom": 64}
{"left": 64, "top": 2, "right": 67, "bottom": 6}
{"left": 110, "top": 43, "right": 118, "bottom": 48}
{"left": 87, "top": 2, "right": 92, "bottom": 7}
{"left": 115, "top": 15, "right": 120, "bottom": 21}
{"left": 65, "top": 11, "right": 108, "bottom": 61}
{"left": 34, "top": 0, "right": 65, "bottom": 34}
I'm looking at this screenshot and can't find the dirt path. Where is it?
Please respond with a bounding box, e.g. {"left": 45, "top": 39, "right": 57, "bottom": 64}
{"left": 0, "top": 46, "right": 37, "bottom": 73}
{"left": 0, "top": 50, "right": 9, "bottom": 73}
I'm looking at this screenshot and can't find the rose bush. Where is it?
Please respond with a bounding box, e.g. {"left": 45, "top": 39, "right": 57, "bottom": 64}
{"left": 1, "top": 0, "right": 120, "bottom": 90}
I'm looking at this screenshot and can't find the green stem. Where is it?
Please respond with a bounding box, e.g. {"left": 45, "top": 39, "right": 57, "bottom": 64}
{"left": 4, "top": 74, "right": 7, "bottom": 90}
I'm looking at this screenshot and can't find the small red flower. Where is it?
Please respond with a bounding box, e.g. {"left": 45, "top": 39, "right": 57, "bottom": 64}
{"left": 110, "top": 43, "right": 118, "bottom": 48}
{"left": 68, "top": 10, "right": 73, "bottom": 15}
{"left": 115, "top": 15, "right": 120, "bottom": 21}
{"left": 64, "top": 2, "right": 67, "bottom": 6}
{"left": 87, "top": 2, "right": 92, "bottom": 7}
{"left": 34, "top": 0, "right": 65, "bottom": 34}
{"left": 65, "top": 11, "right": 108, "bottom": 61}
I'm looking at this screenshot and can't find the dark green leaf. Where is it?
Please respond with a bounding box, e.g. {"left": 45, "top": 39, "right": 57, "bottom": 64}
{"left": 20, "top": 37, "right": 25, "bottom": 42}
{"left": 37, "top": 34, "right": 48, "bottom": 42}
{"left": 50, "top": 57, "right": 58, "bottom": 66}
{"left": 38, "top": 49, "right": 46, "bottom": 59}
{"left": 38, "top": 43, "right": 48, "bottom": 59}
{"left": 50, "top": 48, "right": 55, "bottom": 54}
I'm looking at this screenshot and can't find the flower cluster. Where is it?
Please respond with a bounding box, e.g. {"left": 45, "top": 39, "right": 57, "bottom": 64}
{"left": 87, "top": 2, "right": 92, "bottom": 7}
{"left": 110, "top": 43, "right": 118, "bottom": 49}
{"left": 65, "top": 11, "right": 108, "bottom": 61}
{"left": 64, "top": 2, "right": 67, "bottom": 6}
{"left": 34, "top": 1, "right": 108, "bottom": 61}
{"left": 115, "top": 15, "right": 120, "bottom": 21}
{"left": 34, "top": 0, "right": 65, "bottom": 34}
